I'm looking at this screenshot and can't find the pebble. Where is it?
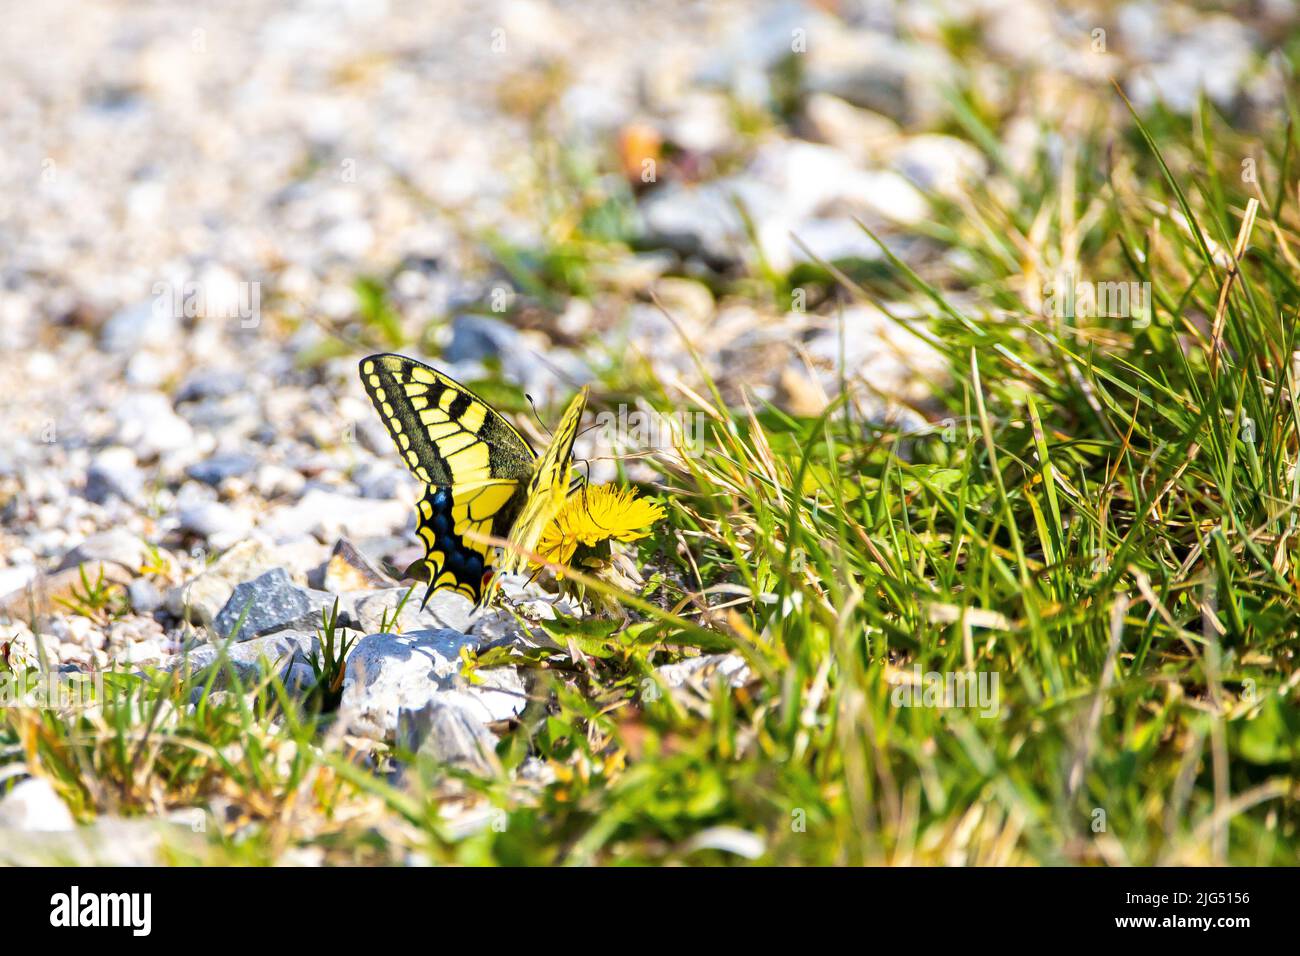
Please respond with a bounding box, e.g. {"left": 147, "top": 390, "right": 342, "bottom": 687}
{"left": 351, "top": 461, "right": 415, "bottom": 501}
{"left": 100, "top": 300, "right": 179, "bottom": 355}
{"left": 800, "top": 93, "right": 900, "bottom": 163}
{"left": 892, "top": 134, "right": 987, "bottom": 198}
{"left": 211, "top": 568, "right": 350, "bottom": 641}
{"left": 113, "top": 392, "right": 195, "bottom": 460}
{"left": 320, "top": 538, "right": 395, "bottom": 593}
{"left": 127, "top": 578, "right": 163, "bottom": 614}
{"left": 185, "top": 453, "right": 257, "bottom": 487}
{"left": 175, "top": 369, "right": 247, "bottom": 404}
{"left": 397, "top": 699, "right": 499, "bottom": 776}
{"left": 84, "top": 447, "right": 145, "bottom": 505}
{"left": 445, "top": 314, "right": 526, "bottom": 364}
{"left": 178, "top": 499, "right": 254, "bottom": 550}
{"left": 656, "top": 653, "right": 752, "bottom": 690}
{"left": 124, "top": 639, "right": 165, "bottom": 665}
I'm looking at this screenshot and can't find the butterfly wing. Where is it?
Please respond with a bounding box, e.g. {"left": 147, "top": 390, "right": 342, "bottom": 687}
{"left": 358, "top": 353, "right": 535, "bottom": 606}
{"left": 497, "top": 386, "right": 589, "bottom": 577}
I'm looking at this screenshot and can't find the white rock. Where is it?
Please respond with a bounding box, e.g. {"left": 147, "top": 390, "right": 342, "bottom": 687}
{"left": 124, "top": 639, "right": 165, "bottom": 665}
{"left": 0, "top": 778, "right": 76, "bottom": 832}
{"left": 0, "top": 565, "right": 36, "bottom": 599}
{"left": 341, "top": 628, "right": 526, "bottom": 741}
{"left": 178, "top": 500, "right": 253, "bottom": 551}
{"left": 113, "top": 391, "right": 194, "bottom": 459}
{"left": 656, "top": 653, "right": 752, "bottom": 689}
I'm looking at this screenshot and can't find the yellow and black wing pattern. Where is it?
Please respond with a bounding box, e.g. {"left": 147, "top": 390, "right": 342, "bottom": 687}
{"left": 358, "top": 353, "right": 536, "bottom": 606}
{"left": 498, "top": 385, "right": 589, "bottom": 577}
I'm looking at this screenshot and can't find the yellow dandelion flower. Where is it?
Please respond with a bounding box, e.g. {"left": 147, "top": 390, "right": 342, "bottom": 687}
{"left": 535, "top": 485, "right": 666, "bottom": 568}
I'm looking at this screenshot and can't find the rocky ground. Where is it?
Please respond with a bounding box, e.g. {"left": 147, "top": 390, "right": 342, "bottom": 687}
{"left": 1, "top": 0, "right": 1292, "bottom": 858}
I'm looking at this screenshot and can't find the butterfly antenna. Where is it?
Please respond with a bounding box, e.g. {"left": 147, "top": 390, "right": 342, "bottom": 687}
{"left": 569, "top": 456, "right": 591, "bottom": 495}
{"left": 524, "top": 393, "right": 553, "bottom": 438}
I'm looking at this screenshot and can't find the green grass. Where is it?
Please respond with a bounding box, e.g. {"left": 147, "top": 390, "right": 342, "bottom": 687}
{"left": 4, "top": 76, "right": 1300, "bottom": 864}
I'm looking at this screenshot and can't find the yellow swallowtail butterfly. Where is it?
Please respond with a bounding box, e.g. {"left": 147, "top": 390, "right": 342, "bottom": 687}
{"left": 358, "top": 353, "right": 587, "bottom": 607}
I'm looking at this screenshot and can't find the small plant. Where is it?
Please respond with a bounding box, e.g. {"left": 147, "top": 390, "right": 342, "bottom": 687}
{"left": 377, "top": 585, "right": 415, "bottom": 636}
{"left": 55, "top": 563, "right": 127, "bottom": 623}
{"left": 305, "top": 598, "right": 358, "bottom": 711}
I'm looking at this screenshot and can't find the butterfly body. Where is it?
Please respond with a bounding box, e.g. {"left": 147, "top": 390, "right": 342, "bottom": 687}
{"left": 358, "top": 353, "right": 586, "bottom": 607}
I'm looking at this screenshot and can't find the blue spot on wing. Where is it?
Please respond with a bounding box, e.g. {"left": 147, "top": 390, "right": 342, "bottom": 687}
{"left": 419, "top": 486, "right": 488, "bottom": 607}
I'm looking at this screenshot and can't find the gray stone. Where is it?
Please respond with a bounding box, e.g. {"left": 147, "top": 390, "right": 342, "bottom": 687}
{"left": 175, "top": 369, "right": 246, "bottom": 403}
{"left": 442, "top": 316, "right": 592, "bottom": 405}
{"left": 127, "top": 578, "right": 162, "bottom": 614}
{"left": 340, "top": 628, "right": 526, "bottom": 741}
{"left": 800, "top": 304, "right": 946, "bottom": 403}
{"left": 84, "top": 446, "right": 145, "bottom": 505}
{"left": 185, "top": 453, "right": 256, "bottom": 486}
{"left": 445, "top": 314, "right": 526, "bottom": 363}
{"left": 1127, "top": 14, "right": 1255, "bottom": 113}
{"left": 397, "top": 699, "right": 499, "bottom": 775}
{"left": 165, "top": 538, "right": 281, "bottom": 625}
{"left": 640, "top": 142, "right": 926, "bottom": 273}
{"left": 212, "top": 568, "right": 347, "bottom": 641}
{"left": 352, "top": 460, "right": 415, "bottom": 500}
{"left": 803, "top": 29, "right": 955, "bottom": 126}
{"left": 282, "top": 662, "right": 319, "bottom": 695}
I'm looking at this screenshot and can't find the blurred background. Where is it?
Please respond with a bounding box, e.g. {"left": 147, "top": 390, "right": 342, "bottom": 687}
{"left": 0, "top": 0, "right": 1294, "bottom": 663}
